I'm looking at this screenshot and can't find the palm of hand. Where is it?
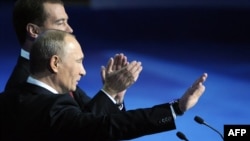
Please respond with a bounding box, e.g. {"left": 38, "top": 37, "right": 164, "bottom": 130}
{"left": 179, "top": 73, "right": 207, "bottom": 113}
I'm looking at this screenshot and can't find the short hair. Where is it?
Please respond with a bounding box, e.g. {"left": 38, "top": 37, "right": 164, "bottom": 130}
{"left": 12, "top": 0, "right": 64, "bottom": 46}
{"left": 30, "top": 30, "right": 73, "bottom": 75}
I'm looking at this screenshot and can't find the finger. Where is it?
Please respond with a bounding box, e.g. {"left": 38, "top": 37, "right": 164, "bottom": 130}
{"left": 133, "top": 65, "right": 143, "bottom": 82}
{"left": 113, "top": 54, "right": 120, "bottom": 70}
{"left": 128, "top": 61, "right": 142, "bottom": 74}
{"left": 106, "top": 57, "right": 114, "bottom": 73}
{"left": 192, "top": 73, "right": 208, "bottom": 88}
{"left": 116, "top": 53, "right": 124, "bottom": 70}
{"left": 113, "top": 53, "right": 126, "bottom": 70}
{"left": 126, "top": 61, "right": 142, "bottom": 82}
{"left": 122, "top": 55, "right": 128, "bottom": 67}
{"left": 201, "top": 73, "right": 208, "bottom": 82}
{"left": 118, "top": 53, "right": 127, "bottom": 69}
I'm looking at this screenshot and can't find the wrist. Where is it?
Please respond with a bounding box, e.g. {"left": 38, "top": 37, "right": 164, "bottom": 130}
{"left": 171, "top": 99, "right": 184, "bottom": 116}
{"left": 102, "top": 86, "right": 116, "bottom": 99}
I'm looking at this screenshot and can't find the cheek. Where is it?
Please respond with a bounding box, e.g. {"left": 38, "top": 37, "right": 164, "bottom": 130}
{"left": 69, "top": 65, "right": 79, "bottom": 77}
{"left": 62, "top": 63, "right": 80, "bottom": 79}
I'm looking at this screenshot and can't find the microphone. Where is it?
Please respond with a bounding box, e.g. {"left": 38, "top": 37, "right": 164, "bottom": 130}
{"left": 176, "top": 131, "right": 189, "bottom": 141}
{"left": 194, "top": 115, "right": 224, "bottom": 140}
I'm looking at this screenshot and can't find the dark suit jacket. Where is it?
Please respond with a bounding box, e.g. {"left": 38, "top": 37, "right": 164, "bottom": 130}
{"left": 0, "top": 83, "right": 176, "bottom": 141}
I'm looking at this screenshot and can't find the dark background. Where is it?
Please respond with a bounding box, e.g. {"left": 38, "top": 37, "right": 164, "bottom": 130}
{"left": 1, "top": 0, "right": 250, "bottom": 141}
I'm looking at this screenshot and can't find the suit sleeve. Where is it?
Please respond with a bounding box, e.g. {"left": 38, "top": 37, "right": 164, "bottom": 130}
{"left": 85, "top": 90, "right": 122, "bottom": 114}
{"left": 50, "top": 94, "right": 176, "bottom": 140}
{"left": 73, "top": 87, "right": 126, "bottom": 113}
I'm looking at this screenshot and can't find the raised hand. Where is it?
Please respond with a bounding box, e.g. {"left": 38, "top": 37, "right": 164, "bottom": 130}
{"left": 178, "top": 73, "right": 208, "bottom": 113}
{"left": 101, "top": 53, "right": 128, "bottom": 83}
{"left": 101, "top": 53, "right": 143, "bottom": 99}
{"left": 111, "top": 54, "right": 128, "bottom": 104}
{"left": 101, "top": 53, "right": 128, "bottom": 104}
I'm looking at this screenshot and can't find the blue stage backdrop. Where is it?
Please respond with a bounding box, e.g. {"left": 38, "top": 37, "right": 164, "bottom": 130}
{"left": 0, "top": 1, "right": 249, "bottom": 141}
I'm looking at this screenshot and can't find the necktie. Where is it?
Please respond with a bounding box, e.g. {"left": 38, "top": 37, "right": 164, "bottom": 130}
{"left": 69, "top": 91, "right": 74, "bottom": 98}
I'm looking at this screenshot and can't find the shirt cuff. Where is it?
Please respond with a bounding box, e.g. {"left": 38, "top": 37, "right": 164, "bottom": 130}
{"left": 170, "top": 104, "right": 177, "bottom": 119}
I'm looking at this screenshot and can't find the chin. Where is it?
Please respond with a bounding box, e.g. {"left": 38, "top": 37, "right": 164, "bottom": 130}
{"left": 71, "top": 87, "right": 77, "bottom": 92}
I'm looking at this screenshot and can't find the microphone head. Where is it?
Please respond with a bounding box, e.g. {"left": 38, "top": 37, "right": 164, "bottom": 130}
{"left": 194, "top": 115, "right": 204, "bottom": 124}
{"left": 194, "top": 115, "right": 224, "bottom": 140}
{"left": 176, "top": 131, "right": 188, "bottom": 141}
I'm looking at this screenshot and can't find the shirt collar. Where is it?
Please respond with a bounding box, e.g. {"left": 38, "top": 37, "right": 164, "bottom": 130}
{"left": 21, "top": 48, "right": 30, "bottom": 60}
{"left": 27, "top": 76, "right": 59, "bottom": 94}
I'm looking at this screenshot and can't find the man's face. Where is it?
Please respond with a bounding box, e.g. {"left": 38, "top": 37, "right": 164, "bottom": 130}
{"left": 41, "top": 2, "right": 73, "bottom": 33}
{"left": 56, "top": 35, "right": 86, "bottom": 93}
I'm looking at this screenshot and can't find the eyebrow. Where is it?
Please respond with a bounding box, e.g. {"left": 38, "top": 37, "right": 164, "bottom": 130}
{"left": 55, "top": 18, "right": 67, "bottom": 23}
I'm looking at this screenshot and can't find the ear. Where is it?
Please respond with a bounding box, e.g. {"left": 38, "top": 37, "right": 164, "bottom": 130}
{"left": 26, "top": 23, "right": 40, "bottom": 39}
{"left": 50, "top": 55, "right": 60, "bottom": 73}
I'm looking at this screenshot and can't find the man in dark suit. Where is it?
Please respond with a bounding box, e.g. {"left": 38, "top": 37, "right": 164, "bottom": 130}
{"left": 0, "top": 29, "right": 208, "bottom": 141}
{"left": 5, "top": 0, "right": 127, "bottom": 109}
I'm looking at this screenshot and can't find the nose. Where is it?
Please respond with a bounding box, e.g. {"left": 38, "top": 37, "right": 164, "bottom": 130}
{"left": 66, "top": 23, "right": 73, "bottom": 33}
{"left": 80, "top": 65, "right": 86, "bottom": 77}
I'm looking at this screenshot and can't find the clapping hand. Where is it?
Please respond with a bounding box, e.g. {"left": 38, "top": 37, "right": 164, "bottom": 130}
{"left": 101, "top": 53, "right": 142, "bottom": 103}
